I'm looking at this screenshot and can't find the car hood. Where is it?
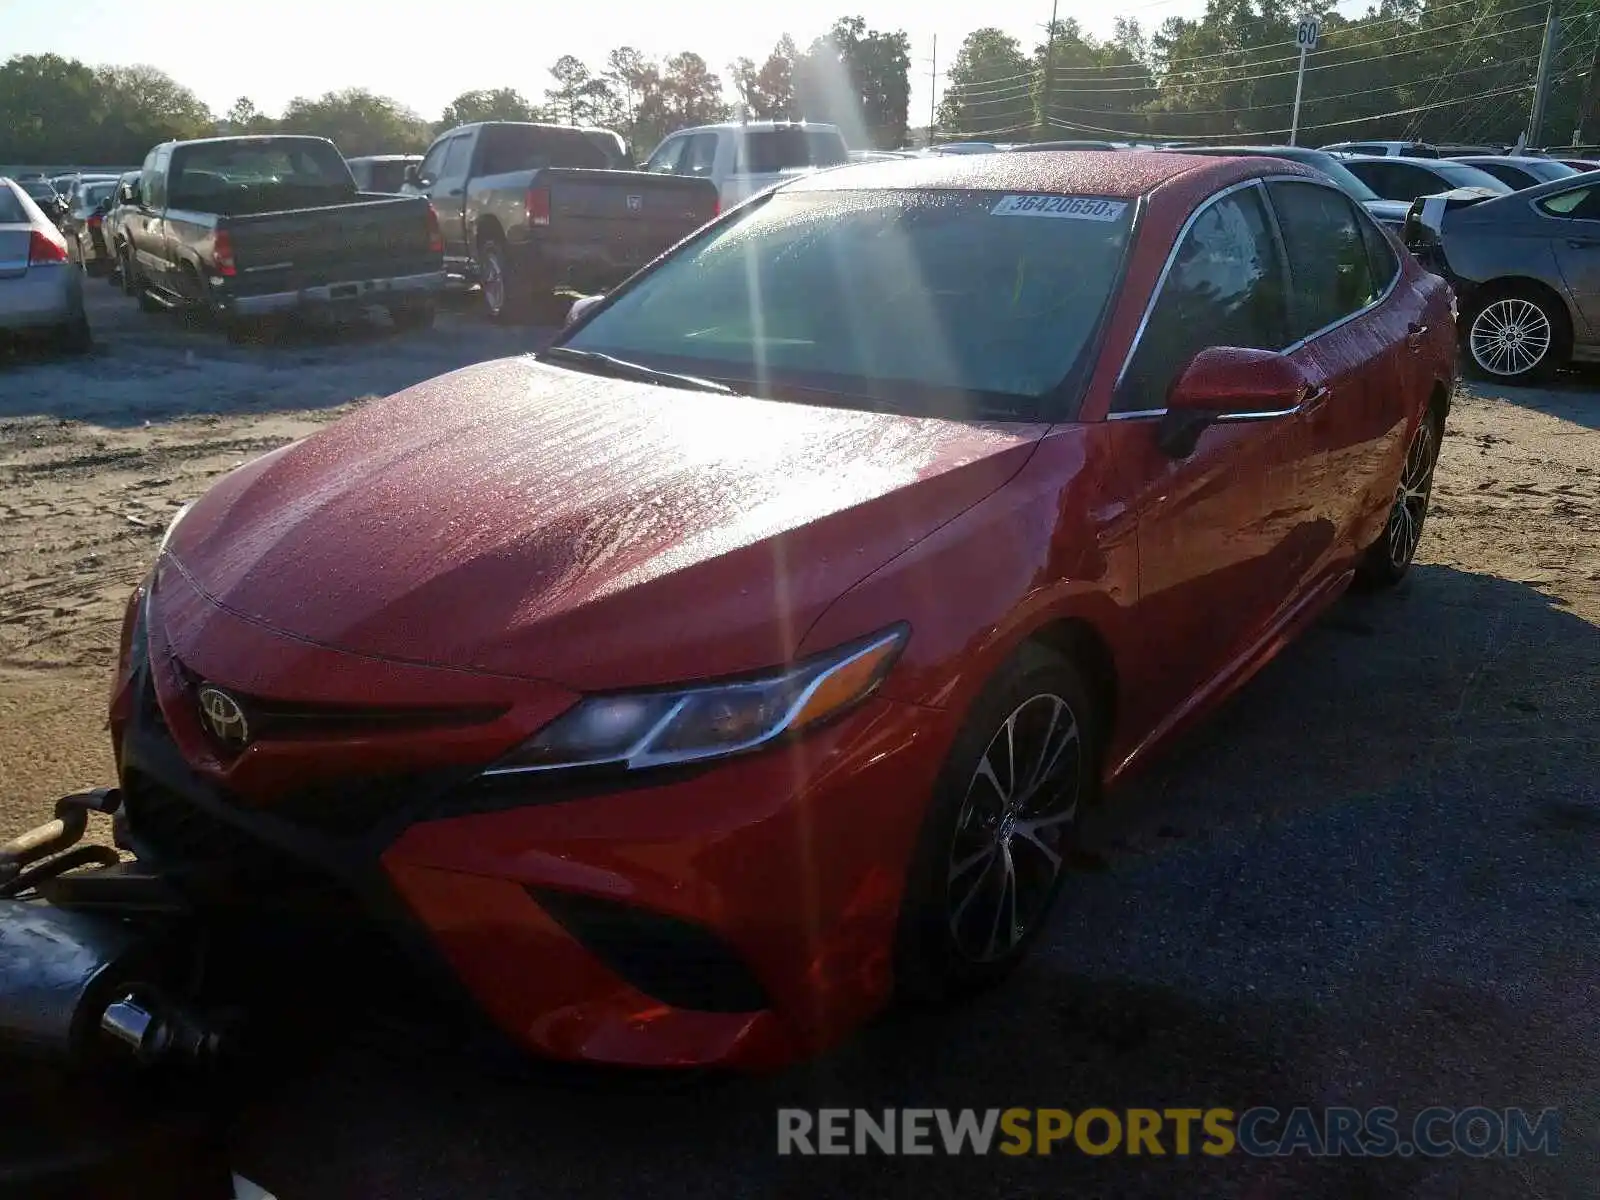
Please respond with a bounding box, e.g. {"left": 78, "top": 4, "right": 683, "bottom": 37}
{"left": 165, "top": 357, "right": 1046, "bottom": 690}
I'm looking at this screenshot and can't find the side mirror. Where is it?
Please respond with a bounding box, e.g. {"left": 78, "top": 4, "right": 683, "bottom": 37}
{"left": 1158, "top": 347, "right": 1312, "bottom": 458}
{"left": 404, "top": 164, "right": 422, "bottom": 186}
{"left": 565, "top": 293, "right": 606, "bottom": 327}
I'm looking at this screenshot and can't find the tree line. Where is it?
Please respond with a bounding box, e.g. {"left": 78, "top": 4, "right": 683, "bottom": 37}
{"left": 0, "top": 16, "right": 909, "bottom": 165}
{"left": 939, "top": 0, "right": 1600, "bottom": 147}
{"left": 6, "top": 0, "right": 1600, "bottom": 167}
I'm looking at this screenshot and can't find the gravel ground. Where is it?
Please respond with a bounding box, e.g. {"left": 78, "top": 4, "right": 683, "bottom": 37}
{"left": 0, "top": 281, "right": 1596, "bottom": 1199}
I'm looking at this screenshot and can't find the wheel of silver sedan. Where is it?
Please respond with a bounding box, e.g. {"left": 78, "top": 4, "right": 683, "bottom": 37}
{"left": 1468, "top": 297, "right": 1552, "bottom": 378}
{"left": 1385, "top": 417, "right": 1437, "bottom": 572}
{"left": 946, "top": 692, "right": 1082, "bottom": 964}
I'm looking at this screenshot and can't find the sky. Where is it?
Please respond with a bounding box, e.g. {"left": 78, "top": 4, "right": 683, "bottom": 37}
{"left": 13, "top": 0, "right": 1220, "bottom": 132}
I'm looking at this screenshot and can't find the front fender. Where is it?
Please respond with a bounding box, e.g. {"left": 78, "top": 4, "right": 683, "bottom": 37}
{"left": 798, "top": 425, "right": 1135, "bottom": 737}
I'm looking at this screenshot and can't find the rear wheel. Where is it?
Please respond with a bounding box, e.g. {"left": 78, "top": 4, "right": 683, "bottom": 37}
{"left": 1356, "top": 409, "right": 1440, "bottom": 588}
{"left": 477, "top": 233, "right": 524, "bottom": 322}
{"left": 895, "top": 644, "right": 1100, "bottom": 1003}
{"left": 1464, "top": 287, "right": 1567, "bottom": 383}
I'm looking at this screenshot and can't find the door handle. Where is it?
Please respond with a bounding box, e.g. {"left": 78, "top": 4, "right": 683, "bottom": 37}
{"left": 1300, "top": 384, "right": 1330, "bottom": 413}
{"left": 1568, "top": 238, "right": 1600, "bottom": 249}
{"left": 447, "top": 188, "right": 463, "bottom": 197}
{"left": 1407, "top": 321, "right": 1428, "bottom": 347}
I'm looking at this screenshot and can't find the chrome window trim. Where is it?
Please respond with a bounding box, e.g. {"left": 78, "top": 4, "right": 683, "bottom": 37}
{"left": 1108, "top": 172, "right": 1401, "bottom": 422}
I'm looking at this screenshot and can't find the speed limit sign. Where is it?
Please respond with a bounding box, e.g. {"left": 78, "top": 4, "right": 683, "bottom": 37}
{"left": 1296, "top": 16, "right": 1320, "bottom": 49}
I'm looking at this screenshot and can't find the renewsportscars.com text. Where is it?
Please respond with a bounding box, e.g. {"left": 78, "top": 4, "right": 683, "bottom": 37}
{"left": 776, "top": 1107, "right": 1560, "bottom": 1158}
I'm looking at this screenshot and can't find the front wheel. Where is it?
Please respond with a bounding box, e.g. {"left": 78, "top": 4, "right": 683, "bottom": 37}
{"left": 1464, "top": 290, "right": 1565, "bottom": 383}
{"left": 1356, "top": 410, "right": 1440, "bottom": 588}
{"left": 895, "top": 644, "right": 1100, "bottom": 1003}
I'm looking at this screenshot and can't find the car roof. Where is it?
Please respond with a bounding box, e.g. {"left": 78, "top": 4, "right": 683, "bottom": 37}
{"left": 1344, "top": 155, "right": 1457, "bottom": 167}
{"left": 346, "top": 154, "right": 420, "bottom": 162}
{"left": 782, "top": 149, "right": 1278, "bottom": 200}
{"left": 677, "top": 121, "right": 843, "bottom": 135}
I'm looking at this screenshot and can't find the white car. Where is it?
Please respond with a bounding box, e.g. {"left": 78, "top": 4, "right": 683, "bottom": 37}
{"left": 642, "top": 121, "right": 849, "bottom": 208}
{"left": 1321, "top": 140, "right": 1441, "bottom": 159}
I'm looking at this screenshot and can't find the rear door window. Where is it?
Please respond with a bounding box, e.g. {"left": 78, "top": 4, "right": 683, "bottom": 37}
{"left": 1267, "top": 180, "right": 1378, "bottom": 339}
{"left": 1115, "top": 185, "right": 1291, "bottom": 411}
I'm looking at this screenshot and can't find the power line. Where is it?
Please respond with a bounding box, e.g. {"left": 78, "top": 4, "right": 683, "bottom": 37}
{"left": 1041, "top": 52, "right": 1544, "bottom": 119}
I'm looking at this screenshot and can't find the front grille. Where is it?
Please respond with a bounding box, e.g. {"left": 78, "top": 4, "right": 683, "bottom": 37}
{"left": 172, "top": 658, "right": 504, "bottom": 755}
{"left": 529, "top": 888, "right": 769, "bottom": 1013}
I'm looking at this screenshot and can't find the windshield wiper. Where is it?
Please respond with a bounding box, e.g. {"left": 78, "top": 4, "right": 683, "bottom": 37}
{"left": 540, "top": 346, "right": 736, "bottom": 395}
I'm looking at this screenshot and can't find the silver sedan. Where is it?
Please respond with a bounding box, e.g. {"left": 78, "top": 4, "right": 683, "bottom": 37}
{"left": 0, "top": 178, "right": 91, "bottom": 352}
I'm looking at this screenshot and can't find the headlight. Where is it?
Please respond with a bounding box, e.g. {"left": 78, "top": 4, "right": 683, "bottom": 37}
{"left": 158, "top": 500, "right": 194, "bottom": 556}
{"left": 485, "top": 625, "right": 908, "bottom": 775}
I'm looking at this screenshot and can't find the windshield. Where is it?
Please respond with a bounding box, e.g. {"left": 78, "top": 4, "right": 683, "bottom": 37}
{"left": 168, "top": 138, "right": 356, "bottom": 212}
{"left": 1433, "top": 162, "right": 1514, "bottom": 193}
{"left": 560, "top": 188, "right": 1135, "bottom": 417}
{"left": 737, "top": 129, "right": 849, "bottom": 173}
{"left": 81, "top": 182, "right": 117, "bottom": 209}
{"left": 20, "top": 180, "right": 56, "bottom": 202}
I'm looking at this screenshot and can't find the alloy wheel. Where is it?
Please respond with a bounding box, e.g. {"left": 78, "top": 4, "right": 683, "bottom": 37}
{"left": 1386, "top": 418, "right": 1436, "bottom": 571}
{"left": 481, "top": 246, "right": 505, "bottom": 317}
{"left": 1469, "top": 297, "right": 1552, "bottom": 378}
{"left": 946, "top": 693, "right": 1082, "bottom": 964}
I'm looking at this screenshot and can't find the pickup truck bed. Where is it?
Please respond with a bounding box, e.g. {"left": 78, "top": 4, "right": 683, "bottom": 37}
{"left": 491, "top": 167, "right": 717, "bottom": 293}
{"left": 211, "top": 194, "right": 442, "bottom": 309}
{"left": 411, "top": 121, "right": 719, "bottom": 320}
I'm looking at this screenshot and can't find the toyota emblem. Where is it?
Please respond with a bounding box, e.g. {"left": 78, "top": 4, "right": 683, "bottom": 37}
{"left": 197, "top": 685, "right": 250, "bottom": 749}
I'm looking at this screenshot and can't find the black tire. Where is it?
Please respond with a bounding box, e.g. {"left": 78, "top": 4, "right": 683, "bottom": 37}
{"left": 476, "top": 233, "right": 526, "bottom": 322}
{"left": 117, "top": 245, "right": 137, "bottom": 296}
{"left": 1355, "top": 408, "right": 1441, "bottom": 589}
{"left": 389, "top": 299, "right": 437, "bottom": 332}
{"left": 1462, "top": 285, "right": 1568, "bottom": 383}
{"left": 895, "top": 642, "right": 1101, "bottom": 1004}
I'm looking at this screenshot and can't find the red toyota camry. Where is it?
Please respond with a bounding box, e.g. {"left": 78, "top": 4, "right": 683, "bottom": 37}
{"left": 107, "top": 152, "right": 1456, "bottom": 1069}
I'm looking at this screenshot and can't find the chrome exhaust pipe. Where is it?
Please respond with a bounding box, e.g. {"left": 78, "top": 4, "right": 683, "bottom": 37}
{"left": 100, "top": 992, "right": 233, "bottom": 1066}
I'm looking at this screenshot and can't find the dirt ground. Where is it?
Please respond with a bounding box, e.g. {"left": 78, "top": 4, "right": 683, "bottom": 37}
{"left": 1, "top": 281, "right": 1596, "bottom": 1198}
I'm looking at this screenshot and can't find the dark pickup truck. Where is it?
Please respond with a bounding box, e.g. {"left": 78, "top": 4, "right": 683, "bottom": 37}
{"left": 404, "top": 121, "right": 718, "bottom": 320}
{"left": 120, "top": 135, "right": 444, "bottom": 336}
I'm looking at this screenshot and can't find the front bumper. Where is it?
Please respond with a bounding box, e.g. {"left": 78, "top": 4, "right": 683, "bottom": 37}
{"left": 219, "top": 270, "right": 444, "bottom": 317}
{"left": 112, "top": 588, "right": 952, "bottom": 1070}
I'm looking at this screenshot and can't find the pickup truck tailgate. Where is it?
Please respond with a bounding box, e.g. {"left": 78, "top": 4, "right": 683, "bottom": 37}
{"left": 538, "top": 169, "right": 717, "bottom": 280}
{"left": 226, "top": 196, "right": 438, "bottom": 293}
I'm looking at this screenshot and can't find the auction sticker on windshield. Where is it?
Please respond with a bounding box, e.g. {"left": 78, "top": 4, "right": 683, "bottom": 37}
{"left": 990, "top": 195, "right": 1128, "bottom": 220}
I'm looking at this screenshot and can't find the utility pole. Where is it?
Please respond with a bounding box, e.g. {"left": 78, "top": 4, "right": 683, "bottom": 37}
{"left": 1040, "top": 0, "right": 1059, "bottom": 142}
{"left": 1526, "top": 0, "right": 1560, "bottom": 152}
{"left": 1577, "top": 21, "right": 1600, "bottom": 146}
{"left": 928, "top": 35, "right": 938, "bottom": 148}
